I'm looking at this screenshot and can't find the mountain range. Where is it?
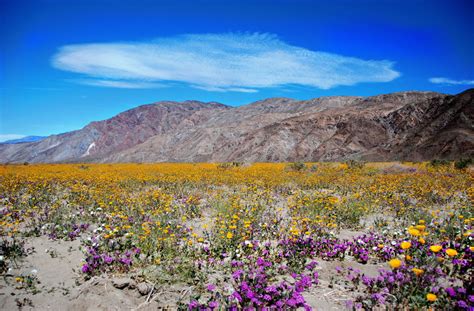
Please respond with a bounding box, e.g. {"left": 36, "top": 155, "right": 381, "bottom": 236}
{"left": 1, "top": 89, "right": 472, "bottom": 163}
{"left": 0, "top": 136, "right": 46, "bottom": 144}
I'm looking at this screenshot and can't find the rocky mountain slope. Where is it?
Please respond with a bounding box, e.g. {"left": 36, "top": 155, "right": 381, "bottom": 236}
{"left": 1, "top": 89, "right": 472, "bottom": 163}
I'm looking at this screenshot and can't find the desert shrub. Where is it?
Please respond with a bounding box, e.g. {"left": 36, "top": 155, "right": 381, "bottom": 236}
{"left": 345, "top": 159, "right": 365, "bottom": 169}
{"left": 286, "top": 162, "right": 306, "bottom": 171}
{"left": 0, "top": 238, "right": 28, "bottom": 272}
{"left": 429, "top": 159, "right": 450, "bottom": 167}
{"left": 454, "top": 158, "right": 472, "bottom": 170}
{"left": 217, "top": 162, "right": 243, "bottom": 169}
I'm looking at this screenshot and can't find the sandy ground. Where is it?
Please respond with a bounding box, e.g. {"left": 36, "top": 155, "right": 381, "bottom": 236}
{"left": 0, "top": 200, "right": 384, "bottom": 311}
{"left": 304, "top": 260, "right": 383, "bottom": 310}
{"left": 0, "top": 237, "right": 163, "bottom": 311}
{"left": 0, "top": 232, "right": 381, "bottom": 311}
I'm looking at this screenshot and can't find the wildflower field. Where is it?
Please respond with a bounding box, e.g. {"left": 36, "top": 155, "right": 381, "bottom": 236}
{"left": 0, "top": 162, "right": 473, "bottom": 310}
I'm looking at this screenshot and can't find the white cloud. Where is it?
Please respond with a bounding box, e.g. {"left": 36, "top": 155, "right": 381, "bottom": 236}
{"left": 52, "top": 33, "right": 400, "bottom": 92}
{"left": 429, "top": 77, "right": 474, "bottom": 85}
{"left": 192, "top": 85, "right": 258, "bottom": 93}
{"left": 77, "top": 79, "right": 165, "bottom": 89}
{"left": 0, "top": 134, "right": 26, "bottom": 143}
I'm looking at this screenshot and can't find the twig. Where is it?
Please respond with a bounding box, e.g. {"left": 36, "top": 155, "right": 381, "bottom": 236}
{"left": 133, "top": 289, "right": 161, "bottom": 311}
{"left": 178, "top": 286, "right": 194, "bottom": 301}
{"left": 146, "top": 284, "right": 155, "bottom": 303}
{"left": 323, "top": 290, "right": 336, "bottom": 297}
{"left": 148, "top": 291, "right": 162, "bottom": 304}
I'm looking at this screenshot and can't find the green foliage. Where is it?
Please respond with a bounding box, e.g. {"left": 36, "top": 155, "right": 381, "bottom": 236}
{"left": 0, "top": 238, "right": 27, "bottom": 271}
{"left": 286, "top": 162, "right": 307, "bottom": 171}
{"left": 345, "top": 159, "right": 365, "bottom": 169}
{"left": 429, "top": 159, "right": 450, "bottom": 167}
{"left": 454, "top": 158, "right": 472, "bottom": 170}
{"left": 217, "top": 162, "right": 243, "bottom": 169}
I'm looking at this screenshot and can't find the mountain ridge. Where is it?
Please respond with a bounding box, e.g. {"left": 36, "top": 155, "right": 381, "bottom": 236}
{"left": 0, "top": 136, "right": 46, "bottom": 144}
{"left": 1, "top": 89, "right": 472, "bottom": 163}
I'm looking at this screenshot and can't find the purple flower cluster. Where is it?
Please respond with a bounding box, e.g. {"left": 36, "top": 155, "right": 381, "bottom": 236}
{"left": 348, "top": 234, "right": 395, "bottom": 263}
{"left": 279, "top": 236, "right": 349, "bottom": 265}
{"left": 81, "top": 238, "right": 140, "bottom": 275}
{"left": 48, "top": 222, "right": 90, "bottom": 240}
{"left": 338, "top": 259, "right": 473, "bottom": 310}
{"left": 189, "top": 255, "right": 319, "bottom": 310}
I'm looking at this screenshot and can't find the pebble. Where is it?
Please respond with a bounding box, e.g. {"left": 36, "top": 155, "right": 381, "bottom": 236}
{"left": 137, "top": 282, "right": 151, "bottom": 295}
{"left": 112, "top": 277, "right": 132, "bottom": 289}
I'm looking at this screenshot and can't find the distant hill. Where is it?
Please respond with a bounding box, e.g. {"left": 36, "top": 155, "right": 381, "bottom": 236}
{"left": 1, "top": 136, "right": 46, "bottom": 144}
{"left": 0, "top": 89, "right": 472, "bottom": 163}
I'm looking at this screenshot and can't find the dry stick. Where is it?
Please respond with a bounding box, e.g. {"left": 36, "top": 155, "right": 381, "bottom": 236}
{"left": 178, "top": 286, "right": 194, "bottom": 301}
{"left": 323, "top": 290, "right": 337, "bottom": 297}
{"left": 132, "top": 281, "right": 158, "bottom": 310}
{"left": 146, "top": 284, "right": 155, "bottom": 303}
{"left": 133, "top": 290, "right": 162, "bottom": 311}
{"left": 149, "top": 290, "right": 162, "bottom": 303}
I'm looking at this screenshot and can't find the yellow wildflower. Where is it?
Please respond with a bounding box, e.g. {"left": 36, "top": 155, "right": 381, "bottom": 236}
{"left": 429, "top": 245, "right": 442, "bottom": 253}
{"left": 400, "top": 241, "right": 411, "bottom": 250}
{"left": 426, "top": 293, "right": 437, "bottom": 302}
{"left": 415, "top": 225, "right": 426, "bottom": 231}
{"left": 445, "top": 249, "right": 458, "bottom": 257}
{"left": 408, "top": 227, "right": 421, "bottom": 237}
{"left": 388, "top": 258, "right": 402, "bottom": 269}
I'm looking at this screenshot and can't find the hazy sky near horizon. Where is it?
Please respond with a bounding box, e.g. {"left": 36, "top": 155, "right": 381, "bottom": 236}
{"left": 1, "top": 0, "right": 473, "bottom": 140}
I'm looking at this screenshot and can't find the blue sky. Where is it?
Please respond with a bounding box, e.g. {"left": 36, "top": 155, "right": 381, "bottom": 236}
{"left": 1, "top": 0, "right": 473, "bottom": 140}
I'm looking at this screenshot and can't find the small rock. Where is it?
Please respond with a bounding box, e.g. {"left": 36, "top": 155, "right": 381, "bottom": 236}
{"left": 137, "top": 282, "right": 151, "bottom": 295}
{"left": 112, "top": 277, "right": 132, "bottom": 289}
{"left": 128, "top": 279, "right": 137, "bottom": 290}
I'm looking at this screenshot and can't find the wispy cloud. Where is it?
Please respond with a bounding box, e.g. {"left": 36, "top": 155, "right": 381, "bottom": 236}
{"left": 429, "top": 77, "right": 474, "bottom": 85}
{"left": 192, "top": 85, "right": 259, "bottom": 93}
{"left": 52, "top": 33, "right": 400, "bottom": 92}
{"left": 0, "top": 134, "right": 26, "bottom": 143}
{"left": 77, "top": 79, "right": 165, "bottom": 89}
